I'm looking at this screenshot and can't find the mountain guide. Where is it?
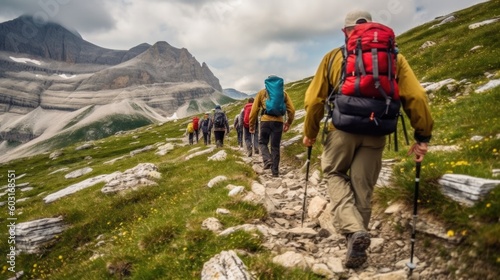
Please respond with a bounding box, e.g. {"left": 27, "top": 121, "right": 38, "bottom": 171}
{"left": 302, "top": 10, "right": 434, "bottom": 269}
{"left": 249, "top": 75, "right": 295, "bottom": 177}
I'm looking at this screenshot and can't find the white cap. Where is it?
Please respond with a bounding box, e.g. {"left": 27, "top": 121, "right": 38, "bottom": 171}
{"left": 344, "top": 10, "right": 372, "bottom": 27}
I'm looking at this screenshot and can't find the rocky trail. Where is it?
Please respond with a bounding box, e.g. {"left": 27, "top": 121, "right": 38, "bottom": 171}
{"left": 200, "top": 143, "right": 495, "bottom": 280}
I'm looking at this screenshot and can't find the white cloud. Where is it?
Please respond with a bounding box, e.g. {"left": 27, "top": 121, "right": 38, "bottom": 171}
{"left": 0, "top": 0, "right": 489, "bottom": 93}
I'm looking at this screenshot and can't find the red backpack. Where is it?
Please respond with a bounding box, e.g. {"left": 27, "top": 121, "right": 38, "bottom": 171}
{"left": 192, "top": 116, "right": 199, "bottom": 130}
{"left": 243, "top": 102, "right": 253, "bottom": 128}
{"left": 329, "top": 22, "right": 401, "bottom": 136}
{"left": 341, "top": 22, "right": 399, "bottom": 100}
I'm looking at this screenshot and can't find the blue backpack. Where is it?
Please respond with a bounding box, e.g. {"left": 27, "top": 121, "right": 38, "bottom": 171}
{"left": 264, "top": 76, "right": 286, "bottom": 116}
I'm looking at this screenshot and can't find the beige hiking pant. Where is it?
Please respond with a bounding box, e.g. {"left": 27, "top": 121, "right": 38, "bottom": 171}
{"left": 321, "top": 129, "right": 386, "bottom": 235}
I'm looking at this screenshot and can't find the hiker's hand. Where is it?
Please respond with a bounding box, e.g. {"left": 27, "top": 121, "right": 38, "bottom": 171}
{"left": 249, "top": 127, "right": 255, "bottom": 134}
{"left": 303, "top": 136, "right": 315, "bottom": 147}
{"left": 408, "top": 142, "right": 428, "bottom": 163}
{"left": 283, "top": 123, "right": 290, "bottom": 132}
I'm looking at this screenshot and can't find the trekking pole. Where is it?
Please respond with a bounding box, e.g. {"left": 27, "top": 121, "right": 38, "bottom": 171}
{"left": 400, "top": 114, "right": 410, "bottom": 145}
{"left": 406, "top": 161, "right": 421, "bottom": 276}
{"left": 301, "top": 146, "right": 313, "bottom": 227}
{"left": 251, "top": 133, "right": 254, "bottom": 150}
{"left": 394, "top": 128, "right": 399, "bottom": 152}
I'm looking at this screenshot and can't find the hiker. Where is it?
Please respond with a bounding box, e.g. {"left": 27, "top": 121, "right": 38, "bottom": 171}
{"left": 185, "top": 122, "right": 195, "bottom": 145}
{"left": 302, "top": 10, "right": 434, "bottom": 269}
{"left": 249, "top": 76, "right": 295, "bottom": 177}
{"left": 192, "top": 115, "right": 200, "bottom": 144}
{"left": 242, "top": 97, "right": 259, "bottom": 157}
{"left": 212, "top": 105, "right": 230, "bottom": 147}
{"left": 233, "top": 109, "right": 244, "bottom": 147}
{"left": 200, "top": 113, "right": 212, "bottom": 145}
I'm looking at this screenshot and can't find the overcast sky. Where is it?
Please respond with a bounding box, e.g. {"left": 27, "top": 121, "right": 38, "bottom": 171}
{"left": 0, "top": 0, "right": 488, "bottom": 93}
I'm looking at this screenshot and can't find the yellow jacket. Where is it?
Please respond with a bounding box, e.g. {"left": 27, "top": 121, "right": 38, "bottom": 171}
{"left": 304, "top": 47, "right": 434, "bottom": 143}
{"left": 249, "top": 88, "right": 296, "bottom": 131}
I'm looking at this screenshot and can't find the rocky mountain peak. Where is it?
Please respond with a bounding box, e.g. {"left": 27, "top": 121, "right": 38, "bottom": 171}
{"left": 129, "top": 41, "right": 222, "bottom": 92}
{"left": 0, "top": 15, "right": 227, "bottom": 158}
{"left": 0, "top": 15, "right": 148, "bottom": 65}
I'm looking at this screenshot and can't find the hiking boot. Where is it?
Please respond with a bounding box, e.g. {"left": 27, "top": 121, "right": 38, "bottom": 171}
{"left": 247, "top": 149, "right": 252, "bottom": 157}
{"left": 345, "top": 231, "right": 371, "bottom": 269}
{"left": 264, "top": 161, "right": 272, "bottom": 170}
{"left": 272, "top": 173, "right": 279, "bottom": 177}
{"left": 254, "top": 149, "right": 259, "bottom": 155}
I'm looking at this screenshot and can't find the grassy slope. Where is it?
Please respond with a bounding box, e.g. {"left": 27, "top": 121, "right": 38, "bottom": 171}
{"left": 397, "top": 0, "right": 500, "bottom": 83}
{"left": 1, "top": 1, "right": 499, "bottom": 279}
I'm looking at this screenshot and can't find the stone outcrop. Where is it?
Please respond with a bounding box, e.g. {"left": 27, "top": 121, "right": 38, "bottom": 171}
{"left": 201, "top": 250, "right": 252, "bottom": 280}
{"left": 43, "top": 174, "right": 111, "bottom": 203}
{"left": 101, "top": 163, "right": 160, "bottom": 194}
{"left": 469, "top": 18, "right": 500, "bottom": 29}
{"left": 64, "top": 167, "right": 93, "bottom": 179}
{"left": 15, "top": 216, "right": 66, "bottom": 254}
{"left": 376, "top": 159, "right": 397, "bottom": 187}
{"left": 43, "top": 163, "right": 160, "bottom": 203}
{"left": 430, "top": 15, "right": 456, "bottom": 29}
{"left": 438, "top": 174, "right": 500, "bottom": 206}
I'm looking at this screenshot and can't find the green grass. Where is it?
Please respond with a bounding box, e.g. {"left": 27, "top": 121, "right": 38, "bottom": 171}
{"left": 398, "top": 0, "right": 500, "bottom": 83}
{"left": 0, "top": 119, "right": 318, "bottom": 279}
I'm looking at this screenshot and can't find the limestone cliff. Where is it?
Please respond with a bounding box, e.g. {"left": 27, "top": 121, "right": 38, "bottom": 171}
{"left": 0, "top": 15, "right": 227, "bottom": 155}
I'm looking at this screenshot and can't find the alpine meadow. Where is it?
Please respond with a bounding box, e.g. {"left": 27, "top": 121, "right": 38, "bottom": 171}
{"left": 1, "top": 1, "right": 499, "bottom": 279}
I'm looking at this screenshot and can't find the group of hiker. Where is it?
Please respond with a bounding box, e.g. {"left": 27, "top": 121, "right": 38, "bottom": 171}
{"left": 185, "top": 107, "right": 230, "bottom": 147}
{"left": 185, "top": 74, "right": 296, "bottom": 178}
{"left": 184, "top": 9, "right": 434, "bottom": 270}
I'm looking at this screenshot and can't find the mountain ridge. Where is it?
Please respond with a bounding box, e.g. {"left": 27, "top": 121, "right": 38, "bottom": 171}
{"left": 0, "top": 15, "right": 228, "bottom": 161}
{"left": 0, "top": 15, "right": 150, "bottom": 65}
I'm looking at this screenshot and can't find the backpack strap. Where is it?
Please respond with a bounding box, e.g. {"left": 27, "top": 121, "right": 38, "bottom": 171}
{"left": 323, "top": 46, "right": 346, "bottom": 142}
{"left": 388, "top": 39, "right": 397, "bottom": 99}
{"left": 354, "top": 39, "right": 366, "bottom": 96}
{"left": 326, "top": 46, "right": 346, "bottom": 103}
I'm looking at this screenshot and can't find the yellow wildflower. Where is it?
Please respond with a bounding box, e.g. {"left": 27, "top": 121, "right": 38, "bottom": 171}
{"left": 447, "top": 230, "right": 455, "bottom": 237}
{"left": 486, "top": 203, "right": 491, "bottom": 208}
